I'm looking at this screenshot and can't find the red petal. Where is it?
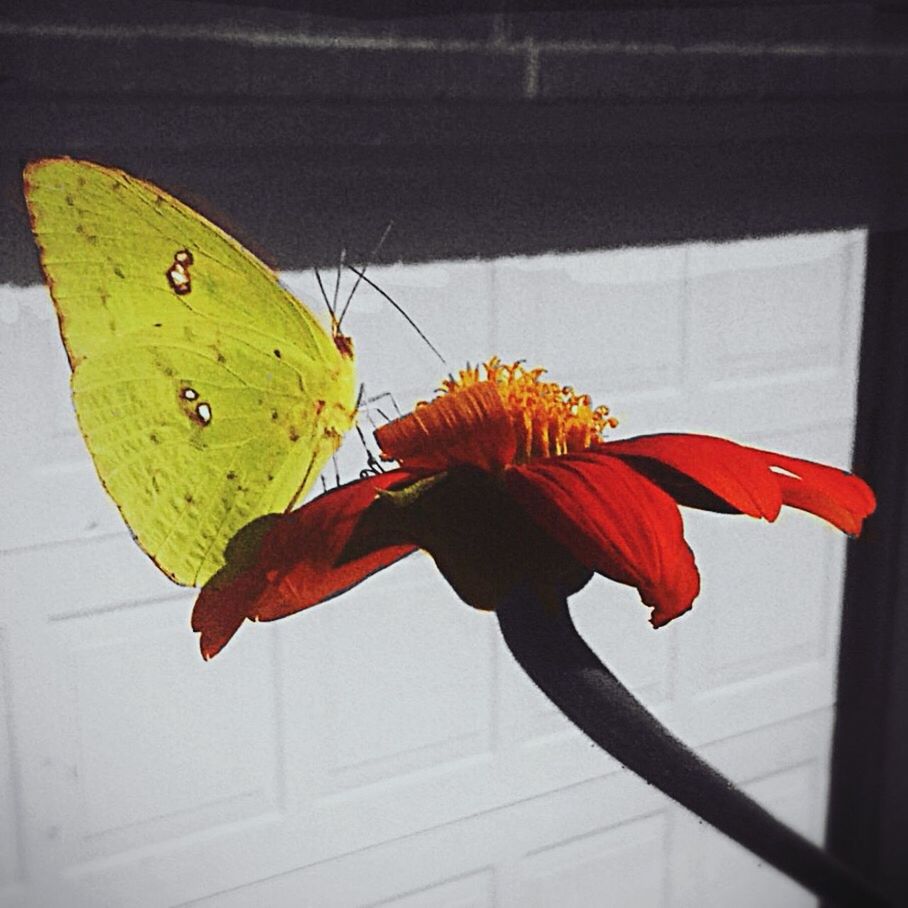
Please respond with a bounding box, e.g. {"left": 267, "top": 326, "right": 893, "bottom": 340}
{"left": 600, "top": 433, "right": 875, "bottom": 536}
{"left": 192, "top": 471, "right": 416, "bottom": 660}
{"left": 598, "top": 434, "right": 783, "bottom": 520}
{"left": 772, "top": 475, "right": 863, "bottom": 535}
{"left": 190, "top": 568, "right": 266, "bottom": 663}
{"left": 757, "top": 448, "right": 876, "bottom": 532}
{"left": 504, "top": 454, "right": 700, "bottom": 627}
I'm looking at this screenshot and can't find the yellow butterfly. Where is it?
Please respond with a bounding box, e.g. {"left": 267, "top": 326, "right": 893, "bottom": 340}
{"left": 24, "top": 157, "right": 357, "bottom": 586}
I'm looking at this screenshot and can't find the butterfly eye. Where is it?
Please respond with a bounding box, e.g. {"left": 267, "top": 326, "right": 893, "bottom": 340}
{"left": 166, "top": 249, "right": 194, "bottom": 295}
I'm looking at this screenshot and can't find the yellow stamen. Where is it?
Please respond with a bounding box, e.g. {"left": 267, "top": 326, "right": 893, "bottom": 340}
{"left": 425, "top": 357, "right": 618, "bottom": 465}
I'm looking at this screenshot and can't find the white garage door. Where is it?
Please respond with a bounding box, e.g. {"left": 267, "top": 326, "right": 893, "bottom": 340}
{"left": 0, "top": 228, "right": 866, "bottom": 907}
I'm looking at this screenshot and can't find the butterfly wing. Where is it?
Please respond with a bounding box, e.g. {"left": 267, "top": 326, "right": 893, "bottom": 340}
{"left": 24, "top": 157, "right": 357, "bottom": 586}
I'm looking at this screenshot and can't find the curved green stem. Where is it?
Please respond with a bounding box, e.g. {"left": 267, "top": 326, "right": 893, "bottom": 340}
{"left": 496, "top": 587, "right": 890, "bottom": 907}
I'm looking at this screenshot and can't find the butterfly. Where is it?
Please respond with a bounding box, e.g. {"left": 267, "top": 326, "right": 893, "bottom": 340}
{"left": 23, "top": 157, "right": 357, "bottom": 587}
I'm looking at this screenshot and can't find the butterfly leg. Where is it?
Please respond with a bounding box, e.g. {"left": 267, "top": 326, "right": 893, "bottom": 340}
{"left": 362, "top": 389, "right": 403, "bottom": 418}
{"left": 355, "top": 422, "right": 386, "bottom": 477}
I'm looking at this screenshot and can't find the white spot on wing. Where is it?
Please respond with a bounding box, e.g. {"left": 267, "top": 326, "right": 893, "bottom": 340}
{"left": 166, "top": 248, "right": 194, "bottom": 295}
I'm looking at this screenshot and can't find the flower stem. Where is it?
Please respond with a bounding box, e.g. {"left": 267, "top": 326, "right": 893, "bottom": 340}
{"left": 495, "top": 587, "right": 890, "bottom": 907}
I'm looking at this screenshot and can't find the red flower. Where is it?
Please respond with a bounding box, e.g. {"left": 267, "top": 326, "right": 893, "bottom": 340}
{"left": 193, "top": 359, "right": 876, "bottom": 660}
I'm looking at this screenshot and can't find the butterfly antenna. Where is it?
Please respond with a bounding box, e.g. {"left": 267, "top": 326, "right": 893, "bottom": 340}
{"left": 314, "top": 266, "right": 336, "bottom": 323}
{"left": 338, "top": 221, "right": 394, "bottom": 327}
{"left": 345, "top": 264, "right": 447, "bottom": 366}
{"left": 331, "top": 450, "right": 342, "bottom": 488}
{"left": 332, "top": 248, "right": 346, "bottom": 332}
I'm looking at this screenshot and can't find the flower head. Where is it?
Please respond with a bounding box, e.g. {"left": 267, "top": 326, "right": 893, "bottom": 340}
{"left": 193, "top": 359, "right": 876, "bottom": 660}
{"left": 379, "top": 357, "right": 618, "bottom": 472}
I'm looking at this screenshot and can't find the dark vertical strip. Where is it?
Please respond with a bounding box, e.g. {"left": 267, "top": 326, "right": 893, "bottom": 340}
{"left": 826, "top": 228, "right": 908, "bottom": 906}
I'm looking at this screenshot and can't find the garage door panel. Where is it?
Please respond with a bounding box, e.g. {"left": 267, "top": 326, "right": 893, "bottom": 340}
{"left": 308, "top": 559, "right": 496, "bottom": 793}
{"left": 492, "top": 245, "right": 687, "bottom": 396}
{"left": 517, "top": 812, "right": 667, "bottom": 908}
{"left": 43, "top": 601, "right": 283, "bottom": 865}
{"left": 688, "top": 232, "right": 855, "bottom": 382}
{"left": 1, "top": 537, "right": 181, "bottom": 627}
{"left": 0, "top": 629, "right": 23, "bottom": 893}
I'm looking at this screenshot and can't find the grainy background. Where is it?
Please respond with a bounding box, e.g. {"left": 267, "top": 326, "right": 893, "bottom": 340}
{"left": 1, "top": 3, "right": 905, "bottom": 906}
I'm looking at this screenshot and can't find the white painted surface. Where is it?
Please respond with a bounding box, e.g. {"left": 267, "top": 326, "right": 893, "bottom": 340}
{"left": 0, "top": 229, "right": 866, "bottom": 907}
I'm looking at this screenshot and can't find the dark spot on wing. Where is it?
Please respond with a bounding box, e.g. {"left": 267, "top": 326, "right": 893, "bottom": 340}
{"left": 149, "top": 432, "right": 160, "bottom": 444}
{"left": 216, "top": 350, "right": 226, "bottom": 364}
{"left": 226, "top": 470, "right": 237, "bottom": 481}
{"left": 273, "top": 349, "right": 282, "bottom": 359}
{"left": 271, "top": 409, "right": 279, "bottom": 421}
{"left": 65, "top": 194, "right": 74, "bottom": 207}
{"left": 288, "top": 427, "right": 299, "bottom": 442}
{"left": 113, "top": 266, "right": 125, "bottom": 279}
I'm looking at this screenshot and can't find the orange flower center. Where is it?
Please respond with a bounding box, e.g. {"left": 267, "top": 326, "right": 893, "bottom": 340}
{"left": 441, "top": 358, "right": 618, "bottom": 462}
{"left": 375, "top": 358, "right": 618, "bottom": 473}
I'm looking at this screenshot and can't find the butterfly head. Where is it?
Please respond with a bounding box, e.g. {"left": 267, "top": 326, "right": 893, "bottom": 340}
{"left": 333, "top": 330, "right": 354, "bottom": 360}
